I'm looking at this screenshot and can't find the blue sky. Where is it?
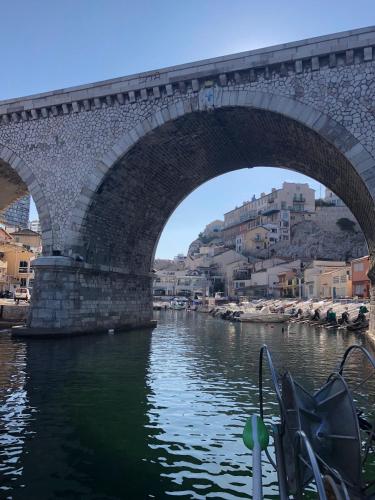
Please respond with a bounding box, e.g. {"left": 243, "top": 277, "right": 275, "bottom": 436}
{"left": 2, "top": 0, "right": 373, "bottom": 257}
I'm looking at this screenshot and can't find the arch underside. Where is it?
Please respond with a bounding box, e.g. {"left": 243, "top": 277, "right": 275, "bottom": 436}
{"left": 80, "top": 107, "right": 375, "bottom": 273}
{"left": 0, "top": 159, "right": 28, "bottom": 213}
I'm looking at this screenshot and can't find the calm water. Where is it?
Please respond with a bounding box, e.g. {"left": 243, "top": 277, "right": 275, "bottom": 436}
{"left": 0, "top": 311, "right": 374, "bottom": 499}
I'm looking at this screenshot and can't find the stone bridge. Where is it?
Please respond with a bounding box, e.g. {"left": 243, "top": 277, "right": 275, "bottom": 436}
{"left": 1, "top": 26, "right": 375, "bottom": 335}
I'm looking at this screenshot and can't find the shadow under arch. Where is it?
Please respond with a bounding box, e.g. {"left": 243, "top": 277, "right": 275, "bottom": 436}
{"left": 73, "top": 93, "right": 375, "bottom": 276}
{"left": 0, "top": 144, "right": 52, "bottom": 254}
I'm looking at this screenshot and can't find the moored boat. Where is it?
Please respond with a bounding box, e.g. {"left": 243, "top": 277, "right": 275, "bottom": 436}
{"left": 346, "top": 319, "right": 369, "bottom": 331}
{"left": 170, "top": 297, "right": 188, "bottom": 310}
{"left": 239, "top": 312, "right": 289, "bottom": 323}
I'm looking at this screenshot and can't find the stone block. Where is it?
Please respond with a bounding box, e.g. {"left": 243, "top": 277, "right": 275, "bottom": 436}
{"left": 346, "top": 49, "right": 354, "bottom": 65}
{"left": 152, "top": 86, "right": 160, "bottom": 98}
{"left": 329, "top": 53, "right": 336, "bottom": 67}
{"left": 191, "top": 79, "right": 199, "bottom": 92}
{"left": 116, "top": 93, "right": 125, "bottom": 104}
{"left": 219, "top": 73, "right": 227, "bottom": 86}
{"left": 364, "top": 47, "right": 373, "bottom": 61}
{"left": 295, "top": 60, "right": 303, "bottom": 73}
{"left": 178, "top": 81, "right": 186, "bottom": 93}
{"left": 311, "top": 57, "right": 319, "bottom": 71}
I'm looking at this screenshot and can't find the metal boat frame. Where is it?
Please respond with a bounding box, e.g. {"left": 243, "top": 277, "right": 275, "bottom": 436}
{"left": 256, "top": 344, "right": 375, "bottom": 499}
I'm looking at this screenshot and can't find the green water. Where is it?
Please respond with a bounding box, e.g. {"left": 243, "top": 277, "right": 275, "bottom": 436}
{"left": 0, "top": 311, "right": 374, "bottom": 499}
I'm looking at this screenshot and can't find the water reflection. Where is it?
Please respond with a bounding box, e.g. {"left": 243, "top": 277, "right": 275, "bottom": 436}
{"left": 0, "top": 312, "right": 373, "bottom": 499}
{"left": 0, "top": 336, "right": 30, "bottom": 497}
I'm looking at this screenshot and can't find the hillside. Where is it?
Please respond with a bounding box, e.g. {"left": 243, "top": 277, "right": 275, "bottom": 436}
{"left": 254, "top": 220, "right": 367, "bottom": 261}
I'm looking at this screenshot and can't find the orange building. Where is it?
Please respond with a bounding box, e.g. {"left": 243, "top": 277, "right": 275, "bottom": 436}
{"left": 351, "top": 256, "right": 370, "bottom": 298}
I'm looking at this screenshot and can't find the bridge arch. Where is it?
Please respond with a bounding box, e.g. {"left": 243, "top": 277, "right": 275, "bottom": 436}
{"left": 71, "top": 90, "right": 375, "bottom": 271}
{"left": 0, "top": 144, "right": 52, "bottom": 254}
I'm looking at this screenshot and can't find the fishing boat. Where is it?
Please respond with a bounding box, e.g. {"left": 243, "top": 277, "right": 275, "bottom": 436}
{"left": 346, "top": 320, "right": 369, "bottom": 331}
{"left": 239, "top": 312, "right": 289, "bottom": 323}
{"left": 243, "top": 344, "right": 375, "bottom": 499}
{"left": 239, "top": 305, "right": 289, "bottom": 323}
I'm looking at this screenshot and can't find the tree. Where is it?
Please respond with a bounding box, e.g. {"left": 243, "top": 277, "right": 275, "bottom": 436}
{"left": 336, "top": 218, "right": 356, "bottom": 232}
{"left": 198, "top": 232, "right": 213, "bottom": 244}
{"left": 212, "top": 280, "right": 225, "bottom": 294}
{"left": 315, "top": 198, "right": 334, "bottom": 207}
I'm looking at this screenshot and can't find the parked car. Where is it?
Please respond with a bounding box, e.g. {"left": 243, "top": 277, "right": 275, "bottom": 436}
{"left": 0, "top": 290, "right": 13, "bottom": 299}
{"left": 14, "top": 288, "right": 31, "bottom": 303}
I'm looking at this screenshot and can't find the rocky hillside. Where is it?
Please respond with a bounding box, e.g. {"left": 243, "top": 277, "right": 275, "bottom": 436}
{"left": 255, "top": 220, "right": 367, "bottom": 261}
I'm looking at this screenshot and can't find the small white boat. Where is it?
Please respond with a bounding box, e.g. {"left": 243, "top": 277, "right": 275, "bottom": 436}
{"left": 239, "top": 304, "right": 289, "bottom": 323}
{"left": 239, "top": 313, "right": 289, "bottom": 323}
{"left": 170, "top": 297, "right": 188, "bottom": 310}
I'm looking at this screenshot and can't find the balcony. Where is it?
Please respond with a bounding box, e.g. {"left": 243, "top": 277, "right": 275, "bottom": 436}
{"left": 233, "top": 271, "right": 251, "bottom": 281}
{"left": 262, "top": 205, "right": 280, "bottom": 215}
{"left": 19, "top": 268, "right": 30, "bottom": 274}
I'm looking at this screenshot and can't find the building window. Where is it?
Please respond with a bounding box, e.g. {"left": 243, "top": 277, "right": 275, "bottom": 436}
{"left": 353, "top": 262, "right": 364, "bottom": 272}
{"left": 354, "top": 284, "right": 365, "bottom": 295}
{"left": 19, "top": 261, "right": 28, "bottom": 273}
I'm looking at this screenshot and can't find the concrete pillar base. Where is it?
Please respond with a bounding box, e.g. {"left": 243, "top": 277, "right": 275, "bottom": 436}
{"left": 27, "top": 256, "right": 154, "bottom": 335}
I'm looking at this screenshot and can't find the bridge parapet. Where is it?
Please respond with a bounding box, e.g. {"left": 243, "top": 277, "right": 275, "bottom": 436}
{"left": 0, "top": 26, "right": 374, "bottom": 124}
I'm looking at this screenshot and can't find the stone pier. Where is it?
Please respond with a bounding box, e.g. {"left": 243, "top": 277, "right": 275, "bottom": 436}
{"left": 19, "top": 257, "right": 154, "bottom": 335}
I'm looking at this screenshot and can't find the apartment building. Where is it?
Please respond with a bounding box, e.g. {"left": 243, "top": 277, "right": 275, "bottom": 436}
{"left": 224, "top": 182, "right": 315, "bottom": 227}
{"left": 223, "top": 182, "right": 314, "bottom": 249}
{"left": 351, "top": 256, "right": 370, "bottom": 298}
{"left": 233, "top": 259, "right": 302, "bottom": 298}
{"left": 0, "top": 259, "right": 7, "bottom": 292}
{"left": 153, "top": 270, "right": 208, "bottom": 298}
{"left": 319, "top": 265, "right": 352, "bottom": 298}
{"left": 324, "top": 188, "right": 345, "bottom": 207}
{"left": 304, "top": 261, "right": 347, "bottom": 298}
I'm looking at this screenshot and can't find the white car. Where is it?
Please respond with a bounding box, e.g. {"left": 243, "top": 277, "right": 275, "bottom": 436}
{"left": 14, "top": 288, "right": 31, "bottom": 302}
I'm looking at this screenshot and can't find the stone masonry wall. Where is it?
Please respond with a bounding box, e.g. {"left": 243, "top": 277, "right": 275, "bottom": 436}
{"left": 0, "top": 30, "right": 374, "bottom": 256}
{"left": 28, "top": 257, "right": 152, "bottom": 333}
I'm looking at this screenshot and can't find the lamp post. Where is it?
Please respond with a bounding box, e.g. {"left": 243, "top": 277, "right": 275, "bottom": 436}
{"left": 297, "top": 262, "right": 305, "bottom": 299}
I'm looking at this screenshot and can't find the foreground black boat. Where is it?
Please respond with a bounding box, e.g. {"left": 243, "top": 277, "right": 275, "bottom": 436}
{"left": 243, "top": 344, "right": 375, "bottom": 499}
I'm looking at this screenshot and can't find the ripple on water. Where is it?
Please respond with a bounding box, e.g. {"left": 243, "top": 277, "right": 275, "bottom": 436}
{"left": 0, "top": 314, "right": 374, "bottom": 499}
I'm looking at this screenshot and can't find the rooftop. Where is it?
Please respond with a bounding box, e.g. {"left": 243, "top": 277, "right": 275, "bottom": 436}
{"left": 10, "top": 228, "right": 40, "bottom": 236}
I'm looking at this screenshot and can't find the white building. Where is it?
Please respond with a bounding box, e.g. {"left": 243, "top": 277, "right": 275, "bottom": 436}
{"left": 233, "top": 258, "right": 302, "bottom": 298}
{"left": 224, "top": 182, "right": 315, "bottom": 228}
{"left": 304, "top": 260, "right": 347, "bottom": 298}
{"left": 153, "top": 270, "right": 208, "bottom": 298}
{"left": 28, "top": 219, "right": 41, "bottom": 233}
{"left": 324, "top": 188, "right": 345, "bottom": 207}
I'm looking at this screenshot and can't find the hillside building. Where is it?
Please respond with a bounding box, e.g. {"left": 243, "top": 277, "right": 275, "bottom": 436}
{"left": 222, "top": 182, "right": 314, "bottom": 249}
{"left": 319, "top": 265, "right": 352, "bottom": 299}
{"left": 303, "top": 261, "right": 347, "bottom": 299}
{"left": 324, "top": 188, "right": 345, "bottom": 207}
{"left": 351, "top": 256, "right": 370, "bottom": 298}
